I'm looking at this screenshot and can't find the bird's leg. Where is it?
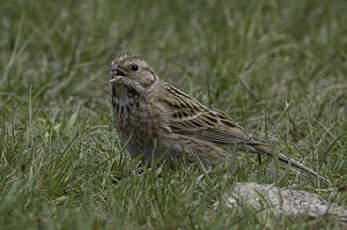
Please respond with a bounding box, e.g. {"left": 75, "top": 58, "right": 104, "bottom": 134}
{"left": 258, "top": 154, "right": 262, "bottom": 165}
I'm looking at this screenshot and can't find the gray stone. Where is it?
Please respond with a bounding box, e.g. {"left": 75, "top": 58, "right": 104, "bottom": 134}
{"left": 222, "top": 182, "right": 346, "bottom": 223}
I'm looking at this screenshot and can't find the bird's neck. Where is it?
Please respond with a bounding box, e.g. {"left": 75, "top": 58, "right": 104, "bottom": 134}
{"left": 112, "top": 85, "right": 138, "bottom": 107}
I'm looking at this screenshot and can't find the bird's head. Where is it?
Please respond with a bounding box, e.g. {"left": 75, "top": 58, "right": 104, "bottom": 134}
{"left": 109, "top": 55, "right": 158, "bottom": 95}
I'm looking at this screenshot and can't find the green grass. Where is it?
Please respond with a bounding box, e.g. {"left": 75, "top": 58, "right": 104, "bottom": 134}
{"left": 1, "top": 0, "right": 346, "bottom": 229}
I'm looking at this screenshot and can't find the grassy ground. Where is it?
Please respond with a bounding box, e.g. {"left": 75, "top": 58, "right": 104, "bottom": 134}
{"left": 1, "top": 0, "right": 346, "bottom": 229}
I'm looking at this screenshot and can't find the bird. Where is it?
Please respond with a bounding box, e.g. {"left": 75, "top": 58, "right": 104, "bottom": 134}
{"left": 109, "top": 54, "right": 326, "bottom": 181}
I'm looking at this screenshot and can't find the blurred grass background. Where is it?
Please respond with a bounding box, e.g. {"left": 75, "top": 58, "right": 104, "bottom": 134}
{"left": 0, "top": 0, "right": 346, "bottom": 229}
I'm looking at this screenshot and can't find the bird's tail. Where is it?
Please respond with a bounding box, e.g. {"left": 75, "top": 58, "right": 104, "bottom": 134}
{"left": 248, "top": 143, "right": 329, "bottom": 183}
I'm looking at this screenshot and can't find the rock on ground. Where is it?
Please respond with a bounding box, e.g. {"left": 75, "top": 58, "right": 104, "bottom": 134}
{"left": 222, "top": 182, "right": 346, "bottom": 224}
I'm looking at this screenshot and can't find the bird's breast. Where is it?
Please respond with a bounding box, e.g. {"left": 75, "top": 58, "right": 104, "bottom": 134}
{"left": 113, "top": 95, "right": 164, "bottom": 140}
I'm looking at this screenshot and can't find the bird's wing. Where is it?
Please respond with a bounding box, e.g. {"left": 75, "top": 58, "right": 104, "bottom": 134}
{"left": 160, "top": 83, "right": 265, "bottom": 146}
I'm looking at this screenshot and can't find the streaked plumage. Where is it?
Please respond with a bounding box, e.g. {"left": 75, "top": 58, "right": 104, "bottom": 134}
{"left": 109, "top": 55, "right": 326, "bottom": 180}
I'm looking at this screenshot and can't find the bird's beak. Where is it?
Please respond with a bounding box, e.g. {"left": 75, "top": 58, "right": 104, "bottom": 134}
{"left": 109, "top": 64, "right": 126, "bottom": 83}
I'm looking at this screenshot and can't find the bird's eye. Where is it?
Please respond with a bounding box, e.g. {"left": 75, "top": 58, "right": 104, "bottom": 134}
{"left": 130, "top": 64, "right": 139, "bottom": 71}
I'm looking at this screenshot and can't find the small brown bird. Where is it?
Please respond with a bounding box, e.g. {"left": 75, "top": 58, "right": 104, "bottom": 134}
{"left": 109, "top": 55, "right": 325, "bottom": 180}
